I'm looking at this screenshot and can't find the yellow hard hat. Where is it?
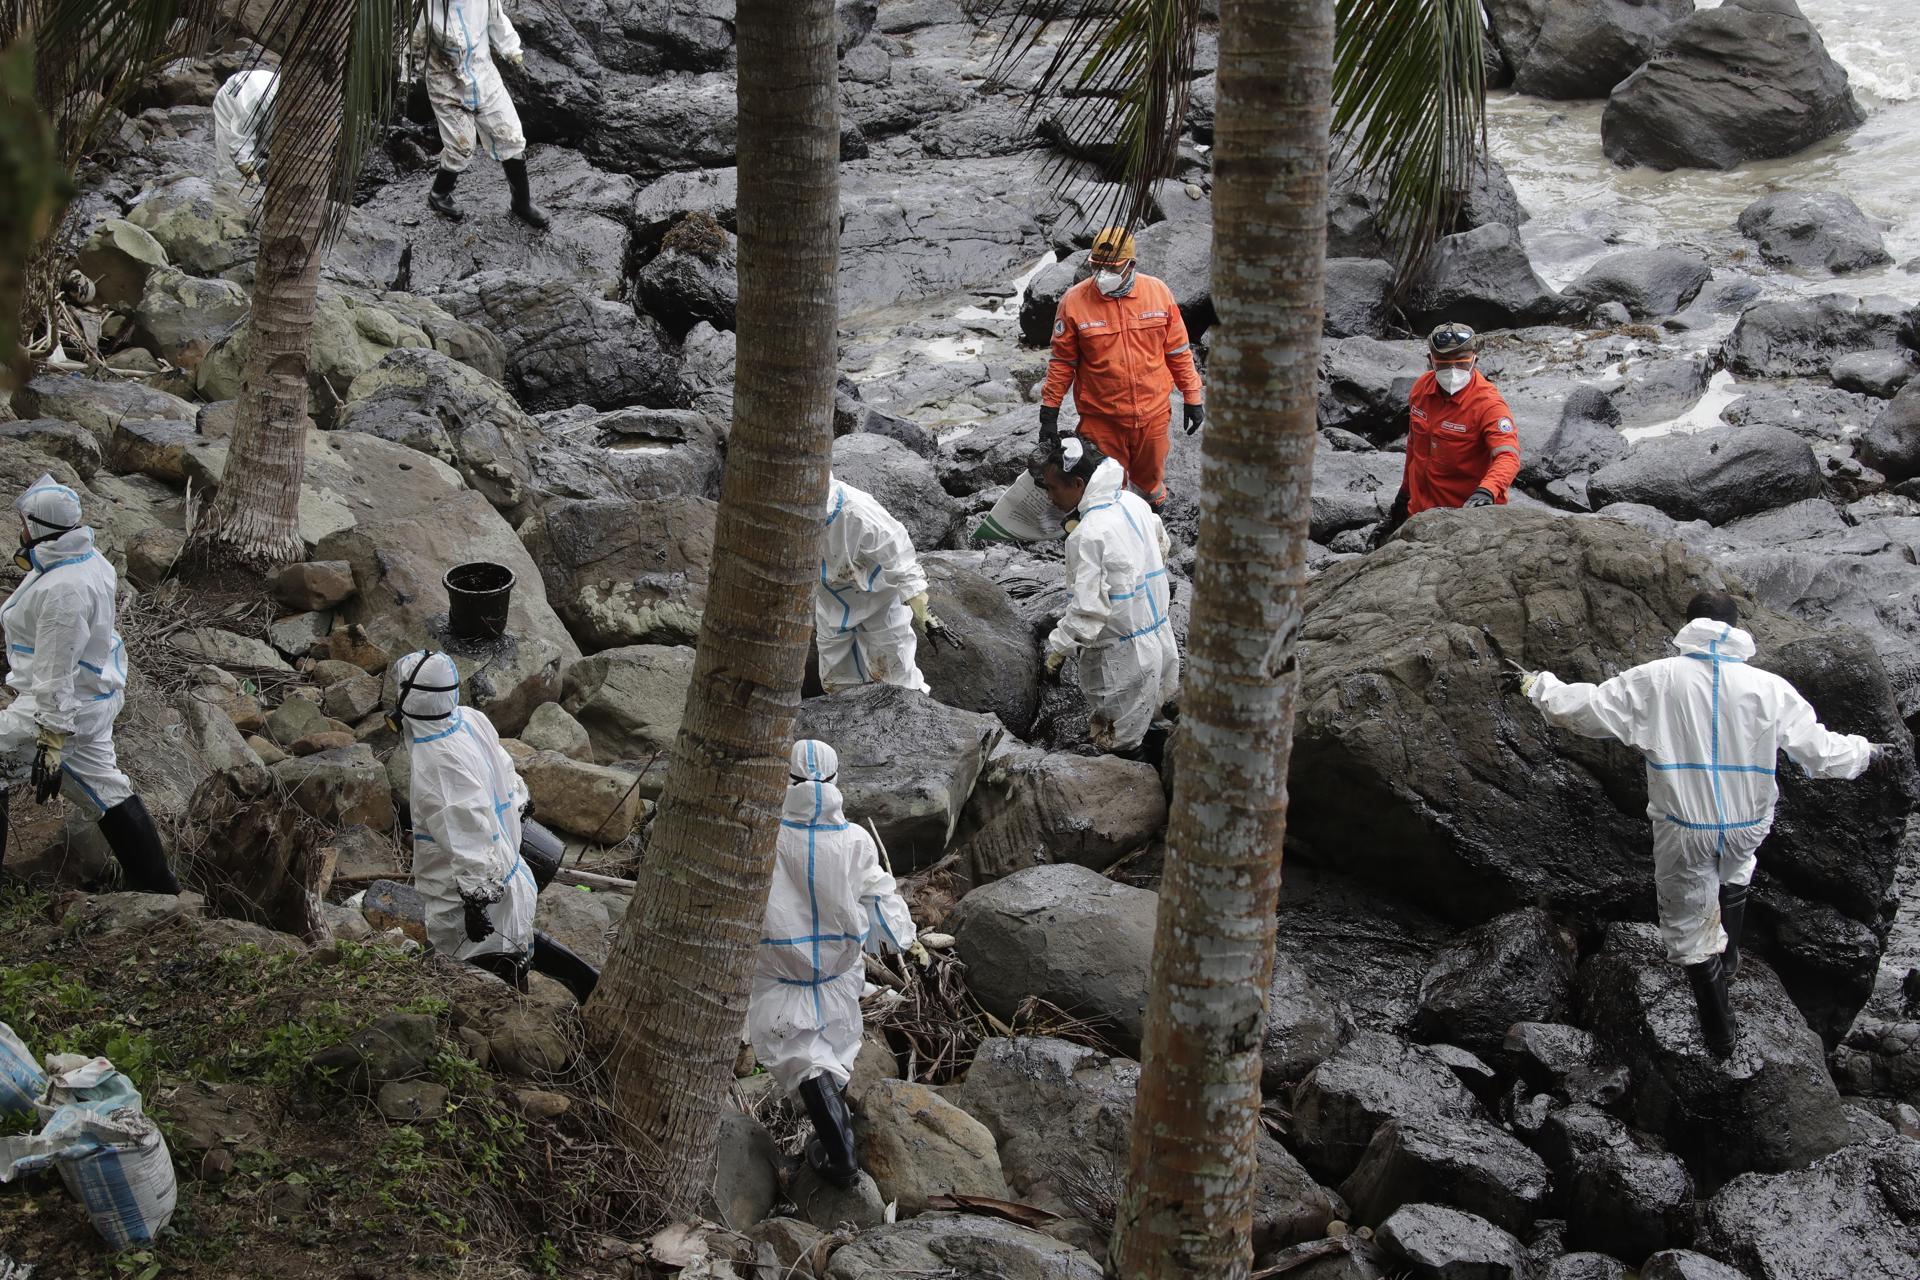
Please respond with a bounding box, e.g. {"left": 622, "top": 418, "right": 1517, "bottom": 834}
{"left": 1089, "top": 226, "right": 1137, "bottom": 267}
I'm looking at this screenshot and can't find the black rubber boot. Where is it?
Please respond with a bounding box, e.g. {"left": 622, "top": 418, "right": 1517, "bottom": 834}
{"left": 1719, "top": 882, "right": 1750, "bottom": 980}
{"left": 428, "top": 167, "right": 463, "bottom": 221}
{"left": 521, "top": 819, "right": 565, "bottom": 892}
{"left": 531, "top": 930, "right": 599, "bottom": 1003}
{"left": 469, "top": 949, "right": 531, "bottom": 992}
{"left": 1685, "top": 955, "right": 1738, "bottom": 1059}
{"left": 96, "top": 795, "right": 180, "bottom": 895}
{"left": 502, "top": 158, "right": 549, "bottom": 230}
{"left": 798, "top": 1075, "right": 860, "bottom": 1188}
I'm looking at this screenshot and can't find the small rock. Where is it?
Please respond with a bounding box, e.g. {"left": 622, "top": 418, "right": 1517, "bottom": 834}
{"left": 310, "top": 1012, "right": 441, "bottom": 1092}
{"left": 488, "top": 1010, "right": 572, "bottom": 1077}
{"left": 748, "top": 1217, "right": 826, "bottom": 1277}
{"left": 376, "top": 1079, "right": 449, "bottom": 1122}
{"left": 268, "top": 611, "right": 332, "bottom": 661}
{"left": 171, "top": 626, "right": 293, "bottom": 673}
{"left": 272, "top": 559, "right": 357, "bottom": 612}
{"left": 309, "top": 658, "right": 366, "bottom": 689}
{"left": 322, "top": 671, "right": 382, "bottom": 723}
{"left": 64, "top": 890, "right": 198, "bottom": 934}
{"left": 822, "top": 1211, "right": 1103, "bottom": 1279}
{"left": 1412, "top": 907, "right": 1576, "bottom": 1055}
{"left": 710, "top": 1110, "right": 781, "bottom": 1230}
{"left": 520, "top": 702, "right": 594, "bottom": 762}
{"left": 1376, "top": 1202, "right": 1532, "bottom": 1280}
{"left": 201, "top": 1148, "right": 235, "bottom": 1184}
{"left": 791, "top": 1165, "right": 889, "bottom": 1232}
{"left": 109, "top": 417, "right": 196, "bottom": 483}
{"left": 509, "top": 1089, "right": 572, "bottom": 1121}
{"left": 329, "top": 825, "right": 405, "bottom": 882}
{"left": 1639, "top": 1250, "right": 1749, "bottom": 1280}
{"left": 857, "top": 1077, "right": 1013, "bottom": 1216}
{"left": 361, "top": 878, "right": 428, "bottom": 942}
{"left": 289, "top": 730, "right": 356, "bottom": 757}
{"left": 273, "top": 743, "right": 395, "bottom": 829}
{"left": 247, "top": 734, "right": 287, "bottom": 766}
{"left": 1829, "top": 350, "right": 1916, "bottom": 400}
{"left": 1736, "top": 191, "right": 1891, "bottom": 276}
{"left": 267, "top": 697, "right": 332, "bottom": 747}
{"left": 125, "top": 526, "right": 186, "bottom": 589}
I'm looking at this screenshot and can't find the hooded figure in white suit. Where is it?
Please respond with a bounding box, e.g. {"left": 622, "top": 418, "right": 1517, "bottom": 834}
{"left": 413, "top": 0, "right": 549, "bottom": 228}
{"left": 1519, "top": 591, "right": 1883, "bottom": 1057}
{"left": 749, "top": 739, "right": 919, "bottom": 1187}
{"left": 815, "top": 475, "right": 936, "bottom": 695}
{"left": 1, "top": 476, "right": 175, "bottom": 893}
{"left": 212, "top": 68, "right": 277, "bottom": 181}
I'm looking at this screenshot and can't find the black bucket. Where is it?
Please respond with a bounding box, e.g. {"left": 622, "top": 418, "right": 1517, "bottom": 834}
{"left": 444, "top": 561, "right": 515, "bottom": 641}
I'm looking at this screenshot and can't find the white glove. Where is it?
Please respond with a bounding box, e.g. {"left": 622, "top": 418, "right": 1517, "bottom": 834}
{"left": 506, "top": 50, "right": 524, "bottom": 67}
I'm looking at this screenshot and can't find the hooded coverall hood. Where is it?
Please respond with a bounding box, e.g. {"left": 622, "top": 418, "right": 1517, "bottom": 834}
{"left": 16, "top": 475, "right": 88, "bottom": 570}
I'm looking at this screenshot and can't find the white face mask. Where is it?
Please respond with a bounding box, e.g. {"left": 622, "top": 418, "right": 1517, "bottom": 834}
{"left": 1095, "top": 267, "right": 1131, "bottom": 297}
{"left": 1435, "top": 365, "right": 1472, "bottom": 396}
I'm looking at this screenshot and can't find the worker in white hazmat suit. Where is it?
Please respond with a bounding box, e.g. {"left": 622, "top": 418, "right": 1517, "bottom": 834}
{"left": 750, "top": 739, "right": 924, "bottom": 1188}
{"left": 412, "top": 0, "right": 549, "bottom": 228}
{"left": 1037, "top": 438, "right": 1181, "bottom": 756}
{"left": 1514, "top": 591, "right": 1886, "bottom": 1058}
{"left": 0, "top": 477, "right": 177, "bottom": 893}
{"left": 815, "top": 474, "right": 960, "bottom": 695}
{"left": 212, "top": 68, "right": 278, "bottom": 182}
{"left": 390, "top": 650, "right": 599, "bottom": 1000}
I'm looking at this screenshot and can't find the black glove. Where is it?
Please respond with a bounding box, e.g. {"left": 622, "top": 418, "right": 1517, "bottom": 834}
{"left": 1038, "top": 404, "right": 1060, "bottom": 441}
{"left": 519, "top": 796, "right": 536, "bottom": 823}
{"left": 1371, "top": 487, "right": 1410, "bottom": 550}
{"left": 1464, "top": 488, "right": 1495, "bottom": 508}
{"left": 1183, "top": 402, "right": 1206, "bottom": 435}
{"left": 30, "top": 729, "right": 66, "bottom": 804}
{"left": 460, "top": 890, "right": 498, "bottom": 944}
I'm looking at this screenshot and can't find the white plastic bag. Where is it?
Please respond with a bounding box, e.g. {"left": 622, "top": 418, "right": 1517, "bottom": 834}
{"left": 0, "top": 1054, "right": 178, "bottom": 1247}
{"left": 0, "top": 1022, "right": 46, "bottom": 1118}
{"left": 973, "top": 470, "right": 1065, "bottom": 543}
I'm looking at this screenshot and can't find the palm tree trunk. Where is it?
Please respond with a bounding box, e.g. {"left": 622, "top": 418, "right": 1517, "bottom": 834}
{"left": 188, "top": 7, "right": 349, "bottom": 573}
{"left": 1109, "top": 1, "right": 1333, "bottom": 1277}
{"left": 584, "top": 0, "right": 840, "bottom": 1214}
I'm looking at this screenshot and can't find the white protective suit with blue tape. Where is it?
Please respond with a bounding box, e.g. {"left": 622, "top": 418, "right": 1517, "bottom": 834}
{"left": 1046, "top": 457, "right": 1180, "bottom": 752}
{"left": 815, "top": 475, "right": 930, "bottom": 695}
{"left": 395, "top": 651, "right": 536, "bottom": 962}
{"left": 0, "top": 477, "right": 132, "bottom": 817}
{"left": 1529, "top": 619, "right": 1876, "bottom": 966}
{"left": 415, "top": 0, "right": 527, "bottom": 173}
{"left": 749, "top": 741, "right": 916, "bottom": 1092}
{"left": 211, "top": 68, "right": 277, "bottom": 181}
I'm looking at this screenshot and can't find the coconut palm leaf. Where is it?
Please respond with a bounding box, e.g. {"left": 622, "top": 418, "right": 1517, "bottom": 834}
{"left": 980, "top": 0, "right": 1486, "bottom": 275}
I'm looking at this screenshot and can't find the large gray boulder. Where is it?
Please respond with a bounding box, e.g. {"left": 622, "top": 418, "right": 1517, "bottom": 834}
{"left": 1577, "top": 924, "right": 1851, "bottom": 1192}
{"left": 541, "top": 404, "right": 727, "bottom": 503}
{"left": 1496, "top": 0, "right": 1695, "bottom": 101}
{"left": 824, "top": 1213, "right": 1102, "bottom": 1280}
{"left": 831, "top": 432, "right": 960, "bottom": 553}
{"left": 1601, "top": 0, "right": 1865, "bottom": 171}
{"left": 914, "top": 552, "right": 1042, "bottom": 733}
{"left": 1312, "top": 444, "right": 1405, "bottom": 542}
{"left": 1376, "top": 1203, "right": 1534, "bottom": 1280}
{"left": 950, "top": 864, "right": 1156, "bottom": 1052}
{"left": 1853, "top": 382, "right": 1920, "bottom": 483}
{"left": 1562, "top": 247, "right": 1711, "bottom": 320}
{"left": 1262, "top": 958, "right": 1357, "bottom": 1093}
{"left": 794, "top": 684, "right": 1002, "bottom": 870}
{"left": 1539, "top": 1104, "right": 1695, "bottom": 1258}
{"left": 1132, "top": 217, "right": 1215, "bottom": 340}
{"left": 1290, "top": 1031, "right": 1484, "bottom": 1183}
{"left": 634, "top": 222, "right": 737, "bottom": 336}
{"left": 1288, "top": 509, "right": 1912, "bottom": 1038}
{"left": 1324, "top": 258, "right": 1395, "bottom": 340}
{"left": 1585, "top": 423, "right": 1823, "bottom": 524}
{"left": 1722, "top": 293, "right": 1909, "bottom": 378}
{"left": 1318, "top": 336, "right": 1428, "bottom": 443}
{"left": 1403, "top": 222, "right": 1567, "bottom": 333}
{"left": 1736, "top": 191, "right": 1892, "bottom": 276}
{"left": 315, "top": 489, "right": 579, "bottom": 736}
{"left": 559, "top": 644, "right": 696, "bottom": 764}
{"left": 952, "top": 748, "right": 1165, "bottom": 886}
{"left": 1696, "top": 1137, "right": 1920, "bottom": 1277}
{"left": 1340, "top": 1114, "right": 1552, "bottom": 1237}
{"left": 14, "top": 373, "right": 195, "bottom": 448}
{"left": 1411, "top": 908, "right": 1577, "bottom": 1056}
{"left": 519, "top": 497, "right": 715, "bottom": 652}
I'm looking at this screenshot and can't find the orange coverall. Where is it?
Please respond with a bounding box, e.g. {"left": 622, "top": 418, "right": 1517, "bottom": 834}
{"left": 1403, "top": 368, "right": 1523, "bottom": 514}
{"left": 1041, "top": 274, "right": 1205, "bottom": 504}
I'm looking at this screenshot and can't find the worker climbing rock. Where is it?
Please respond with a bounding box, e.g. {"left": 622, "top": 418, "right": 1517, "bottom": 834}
{"left": 748, "top": 740, "right": 922, "bottom": 1188}
{"left": 412, "top": 0, "right": 549, "bottom": 229}
{"left": 815, "top": 472, "right": 959, "bottom": 695}
{"left": 390, "top": 650, "right": 599, "bottom": 1001}
{"left": 0, "top": 476, "right": 177, "bottom": 893}
{"left": 1039, "top": 225, "right": 1206, "bottom": 513}
{"left": 1037, "top": 438, "right": 1181, "bottom": 757}
{"left": 1511, "top": 591, "right": 1888, "bottom": 1058}
{"left": 212, "top": 67, "right": 278, "bottom": 183}
{"left": 1375, "top": 322, "right": 1522, "bottom": 546}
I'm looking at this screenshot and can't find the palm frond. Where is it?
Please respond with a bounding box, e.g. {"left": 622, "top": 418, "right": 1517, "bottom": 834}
{"left": 1332, "top": 0, "right": 1485, "bottom": 278}
{"left": 980, "top": 0, "right": 1202, "bottom": 238}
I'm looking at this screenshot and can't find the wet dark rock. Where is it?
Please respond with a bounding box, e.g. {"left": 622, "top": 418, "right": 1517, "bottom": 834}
{"left": 309, "top": 1012, "right": 441, "bottom": 1093}
{"left": 944, "top": 1036, "right": 1340, "bottom": 1251}
{"left": 1340, "top": 1117, "right": 1552, "bottom": 1236}
{"left": 635, "top": 231, "right": 737, "bottom": 336}
{"left": 1497, "top": 0, "right": 1694, "bottom": 101}
{"left": 1736, "top": 191, "right": 1892, "bottom": 276}
{"left": 831, "top": 431, "right": 960, "bottom": 553}
{"left": 1697, "top": 1137, "right": 1920, "bottom": 1277}
{"left": 518, "top": 496, "right": 715, "bottom": 652}
{"left": 1017, "top": 251, "right": 1089, "bottom": 347}
{"left": 1830, "top": 1018, "right": 1920, "bottom": 1100}
{"left": 1521, "top": 387, "right": 1628, "bottom": 497}
{"left": 912, "top": 551, "right": 1043, "bottom": 732}
{"left": 1601, "top": 0, "right": 1866, "bottom": 171}
{"left": 432, "top": 274, "right": 685, "bottom": 414}
{"left": 1404, "top": 223, "right": 1568, "bottom": 334}
{"left": 1287, "top": 508, "right": 1910, "bottom": 1036}
{"left": 951, "top": 747, "right": 1164, "bottom": 885}
{"left": 1829, "top": 350, "right": 1917, "bottom": 400}
{"left": 1319, "top": 336, "right": 1428, "bottom": 443}
{"left": 1328, "top": 148, "right": 1527, "bottom": 260}
{"left": 836, "top": 375, "right": 938, "bottom": 458}
{"left": 1412, "top": 908, "right": 1577, "bottom": 1056}
{"left": 1538, "top": 1103, "right": 1693, "bottom": 1257}
{"left": 1545, "top": 1255, "right": 1630, "bottom": 1280}
{"left": 1376, "top": 1202, "right": 1534, "bottom": 1280}
{"left": 1263, "top": 957, "right": 1358, "bottom": 1093}
{"left": 938, "top": 408, "right": 1041, "bottom": 498}
{"left": 1856, "top": 383, "right": 1920, "bottom": 483}
{"left": 1290, "top": 1031, "right": 1483, "bottom": 1183}
{"left": 1638, "top": 1251, "right": 1747, "bottom": 1280}
{"left": 1586, "top": 423, "right": 1822, "bottom": 524}
{"left": 1501, "top": 1023, "right": 1630, "bottom": 1110}
{"left": 1720, "top": 383, "right": 1881, "bottom": 443}
{"left": 1324, "top": 258, "right": 1396, "bottom": 340}
{"left": 1274, "top": 865, "right": 1454, "bottom": 1035}
{"left": 1722, "top": 293, "right": 1908, "bottom": 378}
{"left": 838, "top": 157, "right": 1047, "bottom": 316}
{"left": 1133, "top": 217, "right": 1215, "bottom": 340}
{"left": 795, "top": 684, "right": 1001, "bottom": 869}
{"left": 1311, "top": 444, "right": 1406, "bottom": 542}
{"left": 1562, "top": 248, "right": 1711, "bottom": 320}
{"left": 1577, "top": 923, "right": 1850, "bottom": 1191}
{"left": 950, "top": 864, "right": 1156, "bottom": 1052}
